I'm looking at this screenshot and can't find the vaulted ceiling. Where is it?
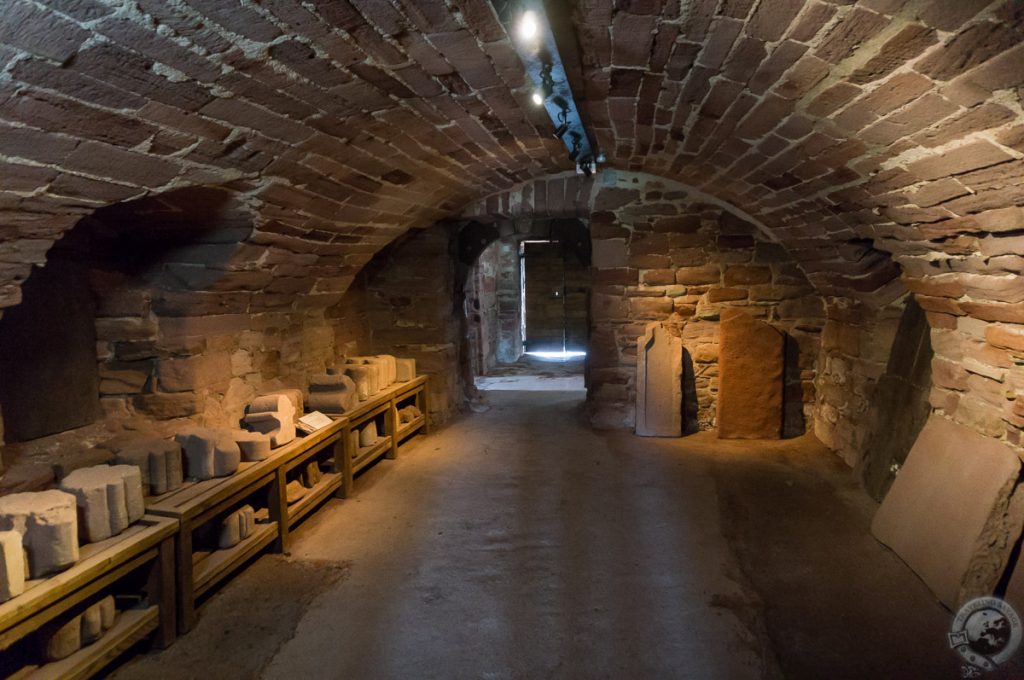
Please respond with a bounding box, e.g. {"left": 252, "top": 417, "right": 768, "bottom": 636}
{"left": 0, "top": 0, "right": 1021, "bottom": 312}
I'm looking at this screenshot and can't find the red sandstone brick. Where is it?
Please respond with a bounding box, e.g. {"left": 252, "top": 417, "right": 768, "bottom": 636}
{"left": 849, "top": 24, "right": 937, "bottom": 85}
{"left": 814, "top": 8, "right": 887, "bottom": 64}
{"left": 905, "top": 141, "right": 1014, "bottom": 182}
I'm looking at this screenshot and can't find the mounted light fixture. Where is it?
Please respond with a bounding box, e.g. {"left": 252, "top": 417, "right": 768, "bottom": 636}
{"left": 492, "top": 0, "right": 602, "bottom": 174}
{"left": 518, "top": 10, "right": 539, "bottom": 41}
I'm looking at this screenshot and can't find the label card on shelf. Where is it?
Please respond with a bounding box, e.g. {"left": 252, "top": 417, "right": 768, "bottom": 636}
{"left": 298, "top": 412, "right": 333, "bottom": 433}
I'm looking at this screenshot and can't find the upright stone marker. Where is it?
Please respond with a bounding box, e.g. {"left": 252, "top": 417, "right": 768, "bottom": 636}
{"left": 635, "top": 322, "right": 683, "bottom": 437}
{"left": 717, "top": 309, "right": 784, "bottom": 439}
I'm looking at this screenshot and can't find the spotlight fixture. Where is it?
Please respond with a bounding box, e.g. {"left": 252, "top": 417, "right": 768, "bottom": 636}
{"left": 554, "top": 121, "right": 569, "bottom": 137}
{"left": 532, "top": 91, "right": 544, "bottom": 106}
{"left": 518, "top": 10, "right": 538, "bottom": 40}
{"left": 568, "top": 132, "right": 582, "bottom": 161}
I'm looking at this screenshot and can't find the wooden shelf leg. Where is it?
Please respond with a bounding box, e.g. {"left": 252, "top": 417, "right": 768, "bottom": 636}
{"left": 177, "top": 527, "right": 197, "bottom": 635}
{"left": 150, "top": 534, "right": 177, "bottom": 648}
{"left": 269, "top": 468, "right": 290, "bottom": 553}
{"left": 386, "top": 406, "right": 398, "bottom": 459}
{"left": 335, "top": 437, "right": 351, "bottom": 499}
{"left": 421, "top": 385, "right": 432, "bottom": 434}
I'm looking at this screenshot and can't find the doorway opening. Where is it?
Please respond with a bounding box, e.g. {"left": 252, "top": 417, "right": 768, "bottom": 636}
{"left": 463, "top": 223, "right": 590, "bottom": 391}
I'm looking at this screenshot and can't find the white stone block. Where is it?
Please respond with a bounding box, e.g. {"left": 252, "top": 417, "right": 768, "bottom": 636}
{"left": 0, "top": 530, "right": 25, "bottom": 602}
{"left": 0, "top": 490, "right": 79, "bottom": 578}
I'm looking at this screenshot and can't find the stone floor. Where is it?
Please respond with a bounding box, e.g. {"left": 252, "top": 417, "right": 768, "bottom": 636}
{"left": 112, "top": 390, "right": 967, "bottom": 680}
{"left": 475, "top": 354, "right": 585, "bottom": 391}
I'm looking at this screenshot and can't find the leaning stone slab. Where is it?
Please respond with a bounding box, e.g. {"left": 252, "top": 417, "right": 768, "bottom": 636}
{"left": 0, "top": 490, "right": 79, "bottom": 578}
{"left": 395, "top": 358, "right": 416, "bottom": 383}
{"left": 175, "top": 429, "right": 241, "bottom": 480}
{"left": 872, "top": 416, "right": 1023, "bottom": 609}
{"left": 0, "top": 530, "right": 25, "bottom": 602}
{"left": 635, "top": 322, "right": 683, "bottom": 437}
{"left": 717, "top": 309, "right": 784, "bottom": 439}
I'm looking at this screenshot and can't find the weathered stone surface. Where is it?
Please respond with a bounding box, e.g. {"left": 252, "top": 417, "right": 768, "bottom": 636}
{"left": 872, "top": 416, "right": 1022, "bottom": 608}
{"left": 307, "top": 372, "right": 358, "bottom": 414}
{"left": 717, "top": 309, "right": 784, "bottom": 439}
{"left": 175, "top": 428, "right": 241, "bottom": 480}
{"left": 395, "top": 358, "right": 416, "bottom": 382}
{"left": 0, "top": 489, "right": 79, "bottom": 578}
{"left": 359, "top": 420, "right": 380, "bottom": 448}
{"left": 111, "top": 437, "right": 184, "bottom": 495}
{"left": 233, "top": 429, "right": 272, "bottom": 462}
{"left": 343, "top": 365, "right": 371, "bottom": 401}
{"left": 60, "top": 464, "right": 143, "bottom": 543}
{"left": 81, "top": 601, "right": 103, "bottom": 645}
{"left": 0, "top": 530, "right": 25, "bottom": 602}
{"left": 43, "top": 614, "right": 82, "bottom": 661}
{"left": 218, "top": 504, "right": 254, "bottom": 549}
{"left": 259, "top": 388, "right": 303, "bottom": 418}
{"left": 243, "top": 394, "right": 296, "bottom": 447}
{"left": 635, "top": 322, "right": 683, "bottom": 437}
{"left": 285, "top": 480, "right": 307, "bottom": 504}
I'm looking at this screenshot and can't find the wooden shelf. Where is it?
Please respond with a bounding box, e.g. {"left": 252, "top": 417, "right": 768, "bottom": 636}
{"left": 352, "top": 437, "right": 392, "bottom": 474}
{"left": 192, "top": 521, "right": 278, "bottom": 599}
{"left": 324, "top": 376, "right": 428, "bottom": 422}
{"left": 396, "top": 414, "right": 426, "bottom": 443}
{"left": 146, "top": 415, "right": 347, "bottom": 523}
{"left": 21, "top": 606, "right": 159, "bottom": 680}
{"left": 0, "top": 517, "right": 177, "bottom": 651}
{"left": 287, "top": 472, "right": 342, "bottom": 528}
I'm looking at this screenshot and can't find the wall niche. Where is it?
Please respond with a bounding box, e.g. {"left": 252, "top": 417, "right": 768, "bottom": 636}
{"left": 0, "top": 234, "right": 100, "bottom": 443}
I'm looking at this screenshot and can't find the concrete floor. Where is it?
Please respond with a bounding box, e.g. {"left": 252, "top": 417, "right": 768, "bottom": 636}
{"left": 112, "top": 390, "right": 964, "bottom": 679}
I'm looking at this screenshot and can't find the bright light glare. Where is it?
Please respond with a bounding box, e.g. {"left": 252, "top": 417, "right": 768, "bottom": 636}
{"left": 525, "top": 350, "right": 586, "bottom": 360}
{"left": 532, "top": 91, "right": 544, "bottom": 106}
{"left": 519, "top": 11, "right": 539, "bottom": 40}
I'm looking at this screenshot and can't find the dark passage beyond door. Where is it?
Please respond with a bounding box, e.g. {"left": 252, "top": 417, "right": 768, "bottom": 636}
{"left": 522, "top": 240, "right": 588, "bottom": 354}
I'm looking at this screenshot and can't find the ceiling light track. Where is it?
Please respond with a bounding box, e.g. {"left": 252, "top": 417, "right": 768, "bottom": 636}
{"left": 490, "top": 0, "right": 600, "bottom": 177}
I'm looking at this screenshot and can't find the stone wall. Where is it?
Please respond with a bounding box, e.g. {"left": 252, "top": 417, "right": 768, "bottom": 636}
{"left": 463, "top": 171, "right": 827, "bottom": 434}
{"left": 586, "top": 176, "right": 826, "bottom": 432}
{"left": 340, "top": 225, "right": 463, "bottom": 425}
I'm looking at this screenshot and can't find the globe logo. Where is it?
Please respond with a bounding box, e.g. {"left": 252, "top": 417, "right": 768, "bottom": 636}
{"left": 949, "top": 597, "right": 1022, "bottom": 673}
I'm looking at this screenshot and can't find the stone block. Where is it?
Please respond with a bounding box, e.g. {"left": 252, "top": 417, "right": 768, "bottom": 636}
{"left": 42, "top": 614, "right": 82, "bottom": 661}
{"left": 175, "top": 429, "right": 241, "bottom": 480}
{"left": 717, "top": 309, "right": 784, "bottom": 439}
{"left": 307, "top": 372, "right": 358, "bottom": 414}
{"left": 344, "top": 359, "right": 380, "bottom": 395}
{"left": 260, "top": 388, "right": 303, "bottom": 417}
{"left": 111, "top": 437, "right": 184, "bottom": 495}
{"left": 0, "top": 530, "right": 25, "bottom": 602}
{"left": 343, "top": 365, "right": 371, "bottom": 401}
{"left": 872, "top": 416, "right": 1022, "bottom": 609}
{"left": 359, "top": 421, "right": 379, "bottom": 448}
{"left": 243, "top": 394, "right": 296, "bottom": 447}
{"left": 218, "top": 505, "right": 255, "bottom": 549}
{"left": 99, "top": 595, "right": 116, "bottom": 630}
{"left": 0, "top": 490, "right": 79, "bottom": 578}
{"left": 395, "top": 358, "right": 416, "bottom": 382}
{"left": 233, "top": 430, "right": 272, "bottom": 461}
{"left": 80, "top": 601, "right": 103, "bottom": 645}
{"left": 635, "top": 322, "right": 683, "bottom": 437}
{"left": 285, "top": 480, "right": 307, "bottom": 504}
{"left": 60, "top": 465, "right": 144, "bottom": 543}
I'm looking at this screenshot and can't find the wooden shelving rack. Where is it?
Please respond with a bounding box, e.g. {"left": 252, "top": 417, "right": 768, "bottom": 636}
{"left": 0, "top": 515, "right": 178, "bottom": 679}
